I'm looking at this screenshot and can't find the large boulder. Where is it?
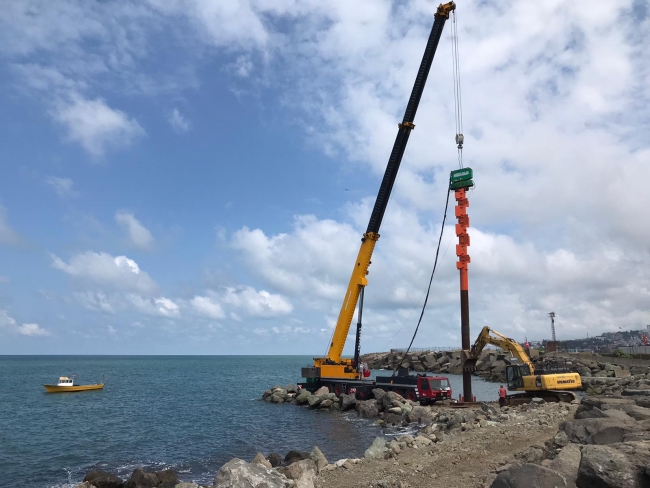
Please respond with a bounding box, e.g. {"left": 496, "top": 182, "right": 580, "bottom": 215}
{"left": 356, "top": 399, "right": 379, "bottom": 418}
{"left": 278, "top": 459, "right": 317, "bottom": 488}
{"left": 213, "top": 458, "right": 290, "bottom": 488}
{"left": 295, "top": 390, "right": 312, "bottom": 405}
{"left": 381, "top": 391, "right": 404, "bottom": 410}
{"left": 284, "top": 450, "right": 310, "bottom": 466}
{"left": 559, "top": 418, "right": 638, "bottom": 445}
{"left": 251, "top": 453, "right": 272, "bottom": 469}
{"left": 405, "top": 406, "right": 436, "bottom": 425}
{"left": 83, "top": 471, "right": 124, "bottom": 488}
{"left": 309, "top": 446, "right": 328, "bottom": 472}
{"left": 490, "top": 463, "right": 576, "bottom": 488}
{"left": 541, "top": 444, "right": 581, "bottom": 484}
{"left": 124, "top": 467, "right": 178, "bottom": 488}
{"left": 577, "top": 443, "right": 650, "bottom": 488}
{"left": 372, "top": 388, "right": 387, "bottom": 405}
{"left": 340, "top": 393, "right": 356, "bottom": 411}
{"left": 313, "top": 386, "right": 329, "bottom": 396}
{"left": 364, "top": 437, "right": 388, "bottom": 460}
{"left": 307, "top": 395, "right": 324, "bottom": 408}
{"left": 267, "top": 453, "right": 282, "bottom": 468}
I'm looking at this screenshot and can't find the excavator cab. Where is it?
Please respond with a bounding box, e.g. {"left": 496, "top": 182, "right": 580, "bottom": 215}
{"left": 505, "top": 364, "right": 531, "bottom": 390}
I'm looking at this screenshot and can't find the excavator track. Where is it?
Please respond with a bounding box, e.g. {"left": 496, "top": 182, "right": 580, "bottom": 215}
{"left": 506, "top": 390, "right": 576, "bottom": 406}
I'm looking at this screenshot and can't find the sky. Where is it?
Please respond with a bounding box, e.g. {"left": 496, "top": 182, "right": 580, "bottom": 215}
{"left": 1, "top": 0, "right": 649, "bottom": 355}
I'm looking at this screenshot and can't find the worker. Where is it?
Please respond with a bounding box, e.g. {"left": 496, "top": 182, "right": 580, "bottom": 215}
{"left": 524, "top": 338, "right": 531, "bottom": 357}
{"left": 498, "top": 384, "right": 507, "bottom": 408}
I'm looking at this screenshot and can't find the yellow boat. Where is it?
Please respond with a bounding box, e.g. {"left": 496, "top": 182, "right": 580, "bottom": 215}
{"left": 43, "top": 375, "right": 104, "bottom": 393}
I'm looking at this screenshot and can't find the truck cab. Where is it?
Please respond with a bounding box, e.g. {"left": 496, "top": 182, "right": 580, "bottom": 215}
{"left": 417, "top": 375, "right": 452, "bottom": 404}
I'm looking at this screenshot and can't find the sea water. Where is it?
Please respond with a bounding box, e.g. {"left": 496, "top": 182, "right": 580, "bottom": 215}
{"left": 0, "top": 356, "right": 499, "bottom": 487}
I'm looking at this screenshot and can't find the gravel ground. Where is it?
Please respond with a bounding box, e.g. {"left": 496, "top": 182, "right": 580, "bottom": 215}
{"left": 316, "top": 401, "right": 577, "bottom": 488}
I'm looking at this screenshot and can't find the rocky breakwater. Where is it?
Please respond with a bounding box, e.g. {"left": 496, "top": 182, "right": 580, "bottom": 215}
{"left": 484, "top": 391, "right": 650, "bottom": 487}
{"left": 362, "top": 350, "right": 650, "bottom": 385}
{"left": 74, "top": 447, "right": 330, "bottom": 488}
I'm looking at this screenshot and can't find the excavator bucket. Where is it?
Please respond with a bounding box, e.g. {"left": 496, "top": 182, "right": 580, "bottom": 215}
{"left": 461, "top": 350, "right": 478, "bottom": 372}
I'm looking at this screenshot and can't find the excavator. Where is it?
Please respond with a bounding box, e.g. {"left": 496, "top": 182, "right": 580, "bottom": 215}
{"left": 463, "top": 326, "right": 582, "bottom": 403}
{"left": 300, "top": 2, "right": 457, "bottom": 393}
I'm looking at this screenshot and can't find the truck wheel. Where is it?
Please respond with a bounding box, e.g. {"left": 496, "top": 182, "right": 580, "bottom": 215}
{"left": 406, "top": 391, "right": 417, "bottom": 402}
{"left": 334, "top": 385, "right": 343, "bottom": 397}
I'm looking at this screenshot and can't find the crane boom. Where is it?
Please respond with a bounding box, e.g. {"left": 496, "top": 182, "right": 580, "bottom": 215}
{"left": 313, "top": 2, "right": 456, "bottom": 380}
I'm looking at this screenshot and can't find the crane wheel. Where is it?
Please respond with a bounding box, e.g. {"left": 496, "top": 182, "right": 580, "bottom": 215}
{"left": 407, "top": 391, "right": 417, "bottom": 402}
{"left": 334, "top": 385, "right": 343, "bottom": 397}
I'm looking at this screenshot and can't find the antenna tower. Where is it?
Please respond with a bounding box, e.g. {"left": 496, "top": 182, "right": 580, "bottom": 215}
{"left": 548, "top": 312, "right": 556, "bottom": 342}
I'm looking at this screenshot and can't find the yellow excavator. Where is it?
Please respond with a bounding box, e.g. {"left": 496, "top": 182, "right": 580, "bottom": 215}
{"left": 463, "top": 326, "right": 582, "bottom": 403}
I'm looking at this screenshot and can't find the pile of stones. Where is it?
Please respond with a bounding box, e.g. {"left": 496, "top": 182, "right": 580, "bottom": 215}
{"left": 485, "top": 391, "right": 650, "bottom": 487}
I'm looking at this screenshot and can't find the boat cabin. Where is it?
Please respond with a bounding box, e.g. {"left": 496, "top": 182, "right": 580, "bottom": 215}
{"left": 57, "top": 376, "right": 75, "bottom": 386}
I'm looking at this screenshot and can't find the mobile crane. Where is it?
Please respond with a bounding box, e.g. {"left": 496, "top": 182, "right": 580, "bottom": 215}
{"left": 463, "top": 326, "right": 582, "bottom": 403}
{"left": 298, "top": 2, "right": 457, "bottom": 402}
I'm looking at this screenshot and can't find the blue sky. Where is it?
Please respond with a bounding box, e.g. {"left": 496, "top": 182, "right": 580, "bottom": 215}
{"left": 1, "top": 1, "right": 649, "bottom": 354}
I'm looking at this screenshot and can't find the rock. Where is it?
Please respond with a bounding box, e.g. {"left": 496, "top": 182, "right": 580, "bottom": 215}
{"left": 314, "top": 386, "right": 329, "bottom": 396}
{"left": 623, "top": 389, "right": 650, "bottom": 396}
{"left": 383, "top": 412, "right": 404, "bottom": 425}
{"left": 174, "top": 484, "right": 198, "bottom": 488}
{"left": 295, "top": 390, "right": 312, "bottom": 404}
{"left": 381, "top": 391, "right": 405, "bottom": 410}
{"left": 155, "top": 469, "right": 179, "bottom": 488}
{"left": 389, "top": 439, "right": 401, "bottom": 454}
{"left": 286, "top": 384, "right": 297, "bottom": 393}
{"left": 282, "top": 459, "right": 317, "bottom": 488}
{"left": 284, "top": 450, "right": 310, "bottom": 465}
{"left": 75, "top": 483, "right": 98, "bottom": 488}
{"left": 214, "top": 458, "right": 290, "bottom": 488}
{"left": 515, "top": 446, "right": 544, "bottom": 464}
{"left": 544, "top": 444, "right": 581, "bottom": 484}
{"left": 490, "top": 463, "right": 576, "bottom": 488}
{"left": 372, "top": 388, "right": 387, "bottom": 405}
{"left": 531, "top": 397, "right": 545, "bottom": 404}
{"left": 309, "top": 446, "right": 328, "bottom": 472}
{"left": 615, "top": 370, "right": 632, "bottom": 378}
{"left": 364, "top": 437, "right": 388, "bottom": 460}
{"left": 387, "top": 406, "right": 402, "bottom": 414}
{"left": 267, "top": 453, "right": 282, "bottom": 468}
{"left": 356, "top": 399, "right": 379, "bottom": 418}
{"left": 340, "top": 394, "right": 356, "bottom": 411}
{"left": 124, "top": 467, "right": 160, "bottom": 488}
{"left": 577, "top": 443, "right": 650, "bottom": 488}
{"left": 480, "top": 402, "right": 498, "bottom": 416}
{"left": 307, "top": 395, "right": 324, "bottom": 408}
{"left": 83, "top": 471, "right": 124, "bottom": 488}
{"left": 560, "top": 418, "right": 638, "bottom": 445}
{"left": 406, "top": 406, "right": 437, "bottom": 424}
{"left": 319, "top": 399, "right": 334, "bottom": 409}
{"left": 252, "top": 452, "right": 272, "bottom": 469}
{"left": 413, "top": 435, "right": 432, "bottom": 446}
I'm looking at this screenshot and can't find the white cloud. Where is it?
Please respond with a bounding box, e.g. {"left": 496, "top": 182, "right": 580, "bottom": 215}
{"left": 0, "top": 206, "right": 23, "bottom": 247}
{"left": 1, "top": 310, "right": 50, "bottom": 337}
{"left": 18, "top": 323, "right": 51, "bottom": 336}
{"left": 51, "top": 252, "right": 158, "bottom": 294}
{"left": 115, "top": 212, "right": 154, "bottom": 251}
{"left": 168, "top": 108, "right": 190, "bottom": 132}
{"left": 127, "top": 294, "right": 180, "bottom": 317}
{"left": 52, "top": 94, "right": 145, "bottom": 156}
{"left": 191, "top": 296, "right": 226, "bottom": 319}
{"left": 46, "top": 176, "right": 77, "bottom": 197}
{"left": 73, "top": 291, "right": 115, "bottom": 313}
{"left": 191, "top": 286, "right": 293, "bottom": 319}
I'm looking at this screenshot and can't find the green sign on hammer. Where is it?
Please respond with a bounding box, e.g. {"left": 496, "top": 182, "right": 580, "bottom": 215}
{"left": 449, "top": 167, "right": 474, "bottom": 190}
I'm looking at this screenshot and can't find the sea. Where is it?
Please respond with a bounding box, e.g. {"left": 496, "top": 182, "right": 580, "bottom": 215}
{"left": 0, "top": 356, "right": 500, "bottom": 487}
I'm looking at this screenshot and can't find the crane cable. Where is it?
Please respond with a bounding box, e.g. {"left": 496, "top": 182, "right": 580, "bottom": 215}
{"left": 451, "top": 9, "right": 464, "bottom": 169}
{"left": 392, "top": 187, "right": 451, "bottom": 376}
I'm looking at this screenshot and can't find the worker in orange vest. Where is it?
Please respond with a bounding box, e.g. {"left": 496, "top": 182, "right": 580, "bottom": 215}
{"left": 524, "top": 338, "right": 531, "bottom": 357}
{"left": 498, "top": 384, "right": 507, "bottom": 408}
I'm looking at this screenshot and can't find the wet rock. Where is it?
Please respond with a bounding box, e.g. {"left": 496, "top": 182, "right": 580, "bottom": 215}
{"left": 213, "top": 458, "right": 290, "bottom": 488}
{"left": 124, "top": 467, "right": 173, "bottom": 488}
{"left": 490, "top": 463, "right": 575, "bottom": 488}
{"left": 295, "top": 390, "right": 312, "bottom": 404}
{"left": 267, "top": 453, "right": 282, "bottom": 468}
{"left": 155, "top": 469, "right": 179, "bottom": 488}
{"left": 83, "top": 470, "right": 124, "bottom": 488}
{"left": 356, "top": 399, "right": 379, "bottom": 418}
{"left": 340, "top": 393, "right": 356, "bottom": 411}
{"left": 307, "top": 395, "right": 324, "bottom": 408}
{"left": 314, "top": 386, "right": 329, "bottom": 396}
{"left": 271, "top": 393, "right": 285, "bottom": 404}
{"left": 364, "top": 437, "right": 388, "bottom": 460}
{"left": 309, "top": 446, "right": 328, "bottom": 472}
{"left": 75, "top": 483, "right": 98, "bottom": 488}
{"left": 251, "top": 453, "right": 272, "bottom": 469}
{"left": 319, "top": 399, "right": 334, "bottom": 409}
{"left": 284, "top": 450, "right": 310, "bottom": 466}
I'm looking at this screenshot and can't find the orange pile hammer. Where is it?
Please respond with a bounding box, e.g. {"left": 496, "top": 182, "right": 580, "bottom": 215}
{"left": 455, "top": 187, "right": 472, "bottom": 401}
